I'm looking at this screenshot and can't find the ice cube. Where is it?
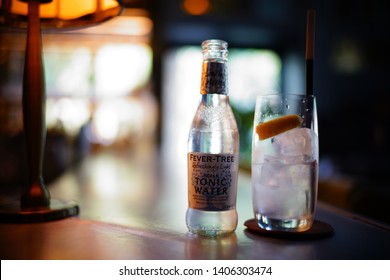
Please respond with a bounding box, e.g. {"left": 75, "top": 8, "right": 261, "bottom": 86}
{"left": 272, "top": 128, "right": 318, "bottom": 161}
{"left": 258, "top": 160, "right": 287, "bottom": 188}
{"left": 252, "top": 136, "right": 275, "bottom": 164}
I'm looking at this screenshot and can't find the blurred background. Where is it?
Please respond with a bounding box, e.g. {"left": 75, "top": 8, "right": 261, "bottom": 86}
{"left": 1, "top": 0, "right": 389, "bottom": 224}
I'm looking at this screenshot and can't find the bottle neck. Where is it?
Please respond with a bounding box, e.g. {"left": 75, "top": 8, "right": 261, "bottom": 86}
{"left": 200, "top": 60, "right": 228, "bottom": 95}
{"left": 200, "top": 93, "right": 231, "bottom": 108}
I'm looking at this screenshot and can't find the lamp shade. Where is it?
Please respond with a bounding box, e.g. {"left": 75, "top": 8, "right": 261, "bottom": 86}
{"left": 0, "top": 0, "right": 123, "bottom": 28}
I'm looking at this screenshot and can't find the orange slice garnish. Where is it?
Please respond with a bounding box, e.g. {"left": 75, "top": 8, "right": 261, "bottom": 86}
{"left": 256, "top": 114, "right": 303, "bottom": 140}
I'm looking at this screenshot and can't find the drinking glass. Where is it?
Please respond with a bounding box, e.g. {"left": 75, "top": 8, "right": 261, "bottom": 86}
{"left": 251, "top": 94, "right": 318, "bottom": 232}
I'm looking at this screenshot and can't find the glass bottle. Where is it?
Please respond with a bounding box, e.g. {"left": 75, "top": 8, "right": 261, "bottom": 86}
{"left": 186, "top": 39, "right": 239, "bottom": 237}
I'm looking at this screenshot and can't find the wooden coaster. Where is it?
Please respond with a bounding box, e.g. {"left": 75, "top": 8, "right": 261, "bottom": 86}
{"left": 244, "top": 218, "right": 334, "bottom": 240}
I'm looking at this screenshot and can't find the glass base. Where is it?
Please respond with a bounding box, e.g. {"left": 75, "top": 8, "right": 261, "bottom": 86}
{"left": 256, "top": 213, "right": 313, "bottom": 232}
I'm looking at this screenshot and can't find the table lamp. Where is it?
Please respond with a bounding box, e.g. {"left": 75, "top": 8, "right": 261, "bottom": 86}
{"left": 0, "top": 0, "right": 123, "bottom": 222}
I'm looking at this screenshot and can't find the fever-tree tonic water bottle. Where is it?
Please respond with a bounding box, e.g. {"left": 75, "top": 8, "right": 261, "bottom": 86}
{"left": 186, "top": 39, "right": 240, "bottom": 237}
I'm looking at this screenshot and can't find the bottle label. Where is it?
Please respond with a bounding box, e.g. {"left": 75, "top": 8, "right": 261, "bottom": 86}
{"left": 188, "top": 152, "right": 238, "bottom": 211}
{"left": 201, "top": 62, "right": 228, "bottom": 95}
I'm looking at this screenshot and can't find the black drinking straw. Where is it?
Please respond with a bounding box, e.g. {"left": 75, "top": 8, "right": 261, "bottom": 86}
{"left": 305, "top": 9, "right": 316, "bottom": 128}
{"left": 305, "top": 9, "right": 316, "bottom": 96}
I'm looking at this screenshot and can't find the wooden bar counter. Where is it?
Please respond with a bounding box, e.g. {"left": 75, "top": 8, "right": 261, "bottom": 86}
{"left": 0, "top": 150, "right": 389, "bottom": 260}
